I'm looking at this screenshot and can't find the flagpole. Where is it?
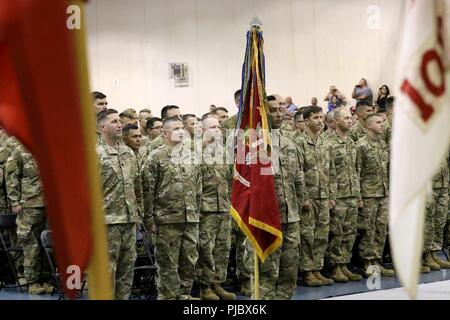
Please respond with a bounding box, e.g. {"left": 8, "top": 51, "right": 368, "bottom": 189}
{"left": 253, "top": 251, "right": 260, "bottom": 300}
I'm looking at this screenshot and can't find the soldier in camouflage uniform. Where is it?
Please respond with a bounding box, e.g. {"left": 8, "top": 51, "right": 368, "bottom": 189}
{"left": 141, "top": 106, "right": 181, "bottom": 155}
{"left": 0, "top": 131, "right": 10, "bottom": 212}
{"left": 0, "top": 128, "right": 9, "bottom": 145}
{"left": 92, "top": 91, "right": 108, "bottom": 143}
{"left": 221, "top": 113, "right": 237, "bottom": 132}
{"left": 122, "top": 124, "right": 146, "bottom": 171}
{"left": 279, "top": 118, "right": 294, "bottom": 138}
{"left": 326, "top": 108, "right": 362, "bottom": 282}
{"left": 221, "top": 89, "right": 241, "bottom": 132}
{"left": 181, "top": 115, "right": 204, "bottom": 164}
{"left": 356, "top": 113, "right": 394, "bottom": 277}
{"left": 197, "top": 117, "right": 235, "bottom": 300}
{"left": 122, "top": 124, "right": 149, "bottom": 256}
{"left": 139, "top": 117, "right": 163, "bottom": 172}
{"left": 146, "top": 117, "right": 163, "bottom": 142}
{"left": 222, "top": 114, "right": 237, "bottom": 130}
{"left": 381, "top": 97, "right": 394, "bottom": 150}
{"left": 445, "top": 151, "right": 450, "bottom": 251}
{"left": 0, "top": 132, "right": 26, "bottom": 284}
{"left": 145, "top": 134, "right": 164, "bottom": 153}
{"left": 138, "top": 109, "right": 152, "bottom": 145}
{"left": 422, "top": 153, "right": 450, "bottom": 270}
{"left": 144, "top": 116, "right": 202, "bottom": 300}
{"left": 321, "top": 110, "right": 336, "bottom": 142}
{"left": 295, "top": 106, "right": 336, "bottom": 287}
{"left": 119, "top": 112, "right": 138, "bottom": 128}
{"left": 349, "top": 104, "right": 374, "bottom": 142}
{"left": 293, "top": 111, "right": 306, "bottom": 140}
{"left": 5, "top": 139, "right": 53, "bottom": 294}
{"left": 0, "top": 151, "right": 7, "bottom": 214}
{"left": 270, "top": 95, "right": 294, "bottom": 139}
{"left": 182, "top": 114, "right": 198, "bottom": 141}
{"left": 125, "top": 108, "right": 138, "bottom": 117}
{"left": 210, "top": 107, "right": 229, "bottom": 128}
{"left": 92, "top": 91, "right": 108, "bottom": 114}
{"left": 258, "top": 98, "right": 304, "bottom": 300}
{"left": 96, "top": 109, "right": 143, "bottom": 300}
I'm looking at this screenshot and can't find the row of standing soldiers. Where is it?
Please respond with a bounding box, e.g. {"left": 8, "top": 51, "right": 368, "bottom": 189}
{"left": 0, "top": 94, "right": 448, "bottom": 300}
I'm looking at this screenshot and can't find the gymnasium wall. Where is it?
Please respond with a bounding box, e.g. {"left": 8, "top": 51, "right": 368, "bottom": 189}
{"left": 85, "top": 0, "right": 404, "bottom": 116}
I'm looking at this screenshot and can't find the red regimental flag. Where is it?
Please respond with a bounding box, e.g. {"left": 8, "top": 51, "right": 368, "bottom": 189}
{"left": 230, "top": 27, "right": 282, "bottom": 263}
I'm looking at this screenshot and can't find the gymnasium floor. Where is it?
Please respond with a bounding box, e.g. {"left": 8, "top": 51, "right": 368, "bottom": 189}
{"left": 326, "top": 280, "right": 450, "bottom": 300}
{"left": 1, "top": 262, "right": 450, "bottom": 300}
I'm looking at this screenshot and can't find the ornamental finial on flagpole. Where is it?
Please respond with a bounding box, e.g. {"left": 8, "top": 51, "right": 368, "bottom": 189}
{"left": 250, "top": 15, "right": 262, "bottom": 28}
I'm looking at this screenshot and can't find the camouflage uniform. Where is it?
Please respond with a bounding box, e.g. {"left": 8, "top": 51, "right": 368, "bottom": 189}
{"left": 140, "top": 131, "right": 149, "bottom": 145}
{"left": 183, "top": 133, "right": 203, "bottom": 163}
{"left": 259, "top": 132, "right": 304, "bottom": 300}
{"left": 97, "top": 142, "right": 143, "bottom": 300}
{"left": 423, "top": 154, "right": 449, "bottom": 253}
{"left": 144, "top": 143, "right": 202, "bottom": 300}
{"left": 326, "top": 132, "right": 360, "bottom": 266}
{"left": 133, "top": 146, "right": 152, "bottom": 254}
{"left": 382, "top": 117, "right": 392, "bottom": 149}
{"left": 221, "top": 114, "right": 237, "bottom": 131}
{"left": 96, "top": 131, "right": 102, "bottom": 144}
{"left": 446, "top": 151, "right": 450, "bottom": 248}
{"left": 280, "top": 120, "right": 295, "bottom": 139}
{"left": 320, "top": 129, "right": 335, "bottom": 142}
{"left": 148, "top": 135, "right": 164, "bottom": 151}
{"left": 198, "top": 142, "right": 232, "bottom": 288}
{"left": 0, "top": 149, "right": 8, "bottom": 212}
{"left": 0, "top": 130, "right": 8, "bottom": 145}
{"left": 356, "top": 135, "right": 389, "bottom": 261}
{"left": 295, "top": 133, "right": 335, "bottom": 271}
{"left": 5, "top": 142, "right": 46, "bottom": 284}
{"left": 0, "top": 131, "right": 12, "bottom": 212}
{"left": 0, "top": 135, "right": 24, "bottom": 276}
{"left": 292, "top": 131, "right": 305, "bottom": 141}
{"left": 349, "top": 120, "right": 366, "bottom": 142}
{"left": 133, "top": 148, "right": 148, "bottom": 173}
{"left": 139, "top": 135, "right": 163, "bottom": 164}
{"left": 123, "top": 147, "right": 147, "bottom": 260}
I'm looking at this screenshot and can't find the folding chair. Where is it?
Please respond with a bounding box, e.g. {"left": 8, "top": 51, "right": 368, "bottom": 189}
{"left": 224, "top": 243, "right": 238, "bottom": 287}
{"left": 350, "top": 229, "right": 363, "bottom": 271}
{"left": 39, "top": 230, "right": 65, "bottom": 299}
{"left": 0, "top": 213, "right": 24, "bottom": 292}
{"left": 132, "top": 224, "right": 157, "bottom": 299}
{"left": 442, "top": 249, "right": 449, "bottom": 260}
{"left": 41, "top": 230, "right": 90, "bottom": 300}
{"left": 442, "top": 228, "right": 450, "bottom": 260}
{"left": 138, "top": 224, "right": 156, "bottom": 266}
